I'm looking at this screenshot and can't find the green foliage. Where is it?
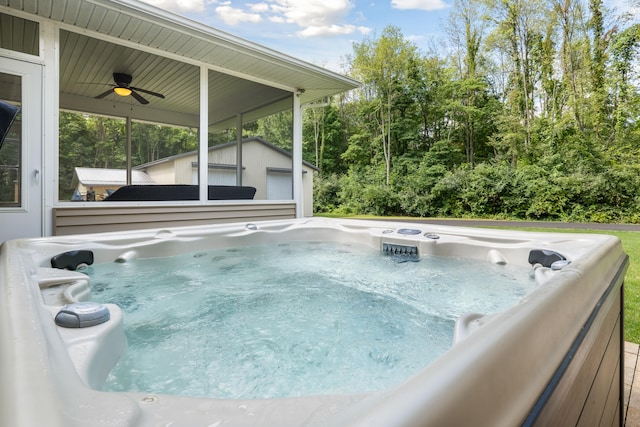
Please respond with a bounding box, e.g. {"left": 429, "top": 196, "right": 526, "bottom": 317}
{"left": 247, "top": 110, "right": 293, "bottom": 150}
{"left": 313, "top": 173, "right": 342, "bottom": 213}
{"left": 336, "top": 166, "right": 402, "bottom": 216}
{"left": 311, "top": 6, "right": 640, "bottom": 225}
{"left": 303, "top": 103, "right": 349, "bottom": 175}
{"left": 351, "top": 25, "right": 423, "bottom": 185}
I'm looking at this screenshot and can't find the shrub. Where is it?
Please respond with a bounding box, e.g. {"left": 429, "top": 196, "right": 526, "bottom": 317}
{"left": 313, "top": 173, "right": 342, "bottom": 213}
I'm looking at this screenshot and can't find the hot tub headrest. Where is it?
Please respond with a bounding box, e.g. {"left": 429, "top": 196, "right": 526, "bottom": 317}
{"left": 528, "top": 249, "right": 566, "bottom": 268}
{"left": 51, "top": 250, "right": 95, "bottom": 271}
{"left": 103, "top": 185, "right": 256, "bottom": 201}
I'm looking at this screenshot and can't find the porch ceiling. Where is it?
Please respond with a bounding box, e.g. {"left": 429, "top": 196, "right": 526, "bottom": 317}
{"left": 58, "top": 29, "right": 292, "bottom": 128}
{"left": 1, "top": 0, "right": 359, "bottom": 128}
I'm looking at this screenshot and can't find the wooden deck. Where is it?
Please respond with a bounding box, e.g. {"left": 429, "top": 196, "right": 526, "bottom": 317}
{"left": 625, "top": 341, "right": 640, "bottom": 425}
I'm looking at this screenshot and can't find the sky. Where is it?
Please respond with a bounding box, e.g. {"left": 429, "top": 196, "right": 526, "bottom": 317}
{"left": 140, "top": 0, "right": 639, "bottom": 73}
{"left": 140, "top": 0, "right": 453, "bottom": 71}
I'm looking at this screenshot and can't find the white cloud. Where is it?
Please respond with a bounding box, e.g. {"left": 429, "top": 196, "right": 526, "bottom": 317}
{"left": 216, "top": 5, "right": 262, "bottom": 25}
{"left": 257, "top": 0, "right": 371, "bottom": 37}
{"left": 391, "top": 0, "right": 449, "bottom": 11}
{"left": 167, "top": 0, "right": 372, "bottom": 38}
{"left": 270, "top": 0, "right": 353, "bottom": 27}
{"left": 298, "top": 24, "right": 371, "bottom": 38}
{"left": 268, "top": 15, "right": 286, "bottom": 23}
{"left": 406, "top": 34, "right": 425, "bottom": 43}
{"left": 248, "top": 2, "right": 270, "bottom": 13}
{"left": 140, "top": 0, "right": 206, "bottom": 13}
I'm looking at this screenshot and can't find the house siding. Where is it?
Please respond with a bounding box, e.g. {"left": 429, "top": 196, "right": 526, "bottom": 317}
{"left": 52, "top": 203, "right": 296, "bottom": 235}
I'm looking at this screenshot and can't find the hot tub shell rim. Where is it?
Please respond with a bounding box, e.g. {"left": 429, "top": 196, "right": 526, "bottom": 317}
{"left": 0, "top": 217, "right": 628, "bottom": 427}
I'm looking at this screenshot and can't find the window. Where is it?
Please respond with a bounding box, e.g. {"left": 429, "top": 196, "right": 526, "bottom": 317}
{"left": 58, "top": 113, "right": 198, "bottom": 201}
{"left": 0, "top": 73, "right": 21, "bottom": 206}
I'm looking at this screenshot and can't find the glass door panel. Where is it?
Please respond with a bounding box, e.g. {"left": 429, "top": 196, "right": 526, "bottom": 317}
{"left": 0, "top": 73, "right": 21, "bottom": 207}
{"left": 0, "top": 60, "right": 43, "bottom": 242}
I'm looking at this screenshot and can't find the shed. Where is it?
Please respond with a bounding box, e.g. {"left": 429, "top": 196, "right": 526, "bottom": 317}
{"left": 71, "top": 167, "right": 156, "bottom": 201}
{"left": 136, "top": 137, "right": 318, "bottom": 217}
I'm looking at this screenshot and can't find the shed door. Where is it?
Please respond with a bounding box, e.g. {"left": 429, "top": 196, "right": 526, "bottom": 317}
{"left": 266, "top": 170, "right": 293, "bottom": 200}
{"left": 0, "top": 60, "right": 43, "bottom": 242}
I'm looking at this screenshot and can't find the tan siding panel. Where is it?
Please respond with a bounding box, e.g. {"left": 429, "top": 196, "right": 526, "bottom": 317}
{"left": 576, "top": 317, "right": 620, "bottom": 426}
{"left": 532, "top": 287, "right": 622, "bottom": 426}
{"left": 54, "top": 207, "right": 295, "bottom": 226}
{"left": 53, "top": 204, "right": 296, "bottom": 235}
{"left": 599, "top": 368, "right": 621, "bottom": 427}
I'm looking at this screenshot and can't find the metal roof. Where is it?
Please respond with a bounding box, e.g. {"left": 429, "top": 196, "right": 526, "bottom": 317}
{"left": 72, "top": 167, "right": 156, "bottom": 187}
{"left": 1, "top": 0, "right": 359, "bottom": 127}
{"left": 136, "top": 136, "right": 320, "bottom": 171}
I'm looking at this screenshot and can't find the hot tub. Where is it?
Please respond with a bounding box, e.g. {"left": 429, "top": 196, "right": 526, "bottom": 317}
{"left": 0, "top": 218, "right": 628, "bottom": 426}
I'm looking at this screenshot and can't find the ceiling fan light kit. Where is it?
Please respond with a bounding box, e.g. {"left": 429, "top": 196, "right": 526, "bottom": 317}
{"left": 95, "top": 73, "right": 165, "bottom": 104}
{"left": 113, "top": 87, "right": 132, "bottom": 97}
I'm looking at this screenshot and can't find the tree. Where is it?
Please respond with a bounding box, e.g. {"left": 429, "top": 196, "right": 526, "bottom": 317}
{"left": 406, "top": 56, "right": 450, "bottom": 152}
{"left": 446, "top": 0, "right": 489, "bottom": 164}
{"left": 588, "top": 0, "right": 608, "bottom": 138}
{"left": 351, "top": 26, "right": 419, "bottom": 185}
{"left": 610, "top": 24, "right": 640, "bottom": 141}
{"left": 247, "top": 111, "right": 293, "bottom": 150}
{"left": 308, "top": 106, "right": 325, "bottom": 168}
{"left": 484, "top": 0, "right": 546, "bottom": 163}
{"left": 303, "top": 102, "right": 348, "bottom": 175}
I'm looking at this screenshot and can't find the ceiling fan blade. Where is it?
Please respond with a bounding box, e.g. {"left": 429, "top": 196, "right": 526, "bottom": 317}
{"left": 130, "top": 90, "right": 150, "bottom": 105}
{"left": 95, "top": 89, "right": 114, "bottom": 99}
{"left": 130, "top": 86, "right": 165, "bottom": 99}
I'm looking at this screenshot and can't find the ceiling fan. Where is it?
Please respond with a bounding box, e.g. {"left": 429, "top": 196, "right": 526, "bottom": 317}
{"left": 95, "top": 73, "right": 165, "bottom": 105}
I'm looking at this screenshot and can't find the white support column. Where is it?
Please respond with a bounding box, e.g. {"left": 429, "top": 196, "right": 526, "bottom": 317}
{"left": 236, "top": 113, "right": 243, "bottom": 185}
{"left": 198, "top": 66, "right": 209, "bottom": 202}
{"left": 126, "top": 116, "right": 132, "bottom": 185}
{"left": 292, "top": 91, "right": 303, "bottom": 218}
{"left": 41, "top": 21, "right": 58, "bottom": 236}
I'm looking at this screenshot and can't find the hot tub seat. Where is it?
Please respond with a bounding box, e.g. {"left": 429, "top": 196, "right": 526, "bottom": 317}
{"left": 103, "top": 184, "right": 256, "bottom": 201}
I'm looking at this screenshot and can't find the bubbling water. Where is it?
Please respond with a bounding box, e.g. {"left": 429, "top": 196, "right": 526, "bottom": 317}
{"left": 88, "top": 241, "right": 534, "bottom": 399}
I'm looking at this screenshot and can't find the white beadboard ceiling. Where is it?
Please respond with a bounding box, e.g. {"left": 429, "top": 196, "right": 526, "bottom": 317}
{"left": 1, "top": 0, "right": 358, "bottom": 128}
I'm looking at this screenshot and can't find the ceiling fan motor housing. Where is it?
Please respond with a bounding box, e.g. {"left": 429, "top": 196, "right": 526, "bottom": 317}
{"left": 113, "top": 72, "right": 133, "bottom": 87}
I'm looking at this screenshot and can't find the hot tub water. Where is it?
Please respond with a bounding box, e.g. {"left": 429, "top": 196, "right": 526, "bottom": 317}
{"left": 88, "top": 240, "right": 535, "bottom": 399}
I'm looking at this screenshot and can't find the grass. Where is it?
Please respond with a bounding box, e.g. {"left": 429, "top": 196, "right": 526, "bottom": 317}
{"left": 323, "top": 215, "right": 640, "bottom": 343}
{"left": 616, "top": 232, "right": 640, "bottom": 343}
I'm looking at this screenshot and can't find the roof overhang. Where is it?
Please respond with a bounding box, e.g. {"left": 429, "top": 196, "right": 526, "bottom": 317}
{"left": 1, "top": 0, "right": 359, "bottom": 127}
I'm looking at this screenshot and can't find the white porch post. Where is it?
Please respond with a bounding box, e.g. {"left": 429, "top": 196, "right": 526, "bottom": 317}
{"left": 42, "top": 21, "right": 58, "bottom": 236}
{"left": 292, "top": 91, "right": 303, "bottom": 218}
{"left": 236, "top": 113, "right": 243, "bottom": 185}
{"left": 126, "top": 116, "right": 132, "bottom": 185}
{"left": 198, "top": 66, "right": 208, "bottom": 202}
